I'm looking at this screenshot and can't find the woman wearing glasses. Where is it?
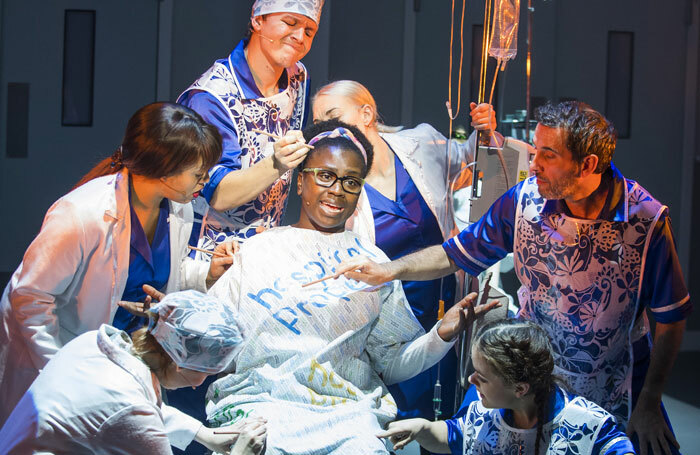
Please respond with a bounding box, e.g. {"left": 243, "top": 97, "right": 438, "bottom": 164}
{"left": 312, "top": 81, "right": 500, "bottom": 424}
{"left": 0, "top": 103, "right": 234, "bottom": 446}
{"left": 185, "top": 119, "right": 499, "bottom": 454}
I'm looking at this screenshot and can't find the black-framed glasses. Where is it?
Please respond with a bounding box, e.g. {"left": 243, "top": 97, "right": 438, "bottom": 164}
{"left": 301, "top": 168, "right": 365, "bottom": 194}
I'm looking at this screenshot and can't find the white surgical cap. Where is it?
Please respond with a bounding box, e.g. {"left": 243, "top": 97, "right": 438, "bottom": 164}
{"left": 252, "top": 0, "right": 325, "bottom": 24}
{"left": 147, "top": 290, "right": 242, "bottom": 374}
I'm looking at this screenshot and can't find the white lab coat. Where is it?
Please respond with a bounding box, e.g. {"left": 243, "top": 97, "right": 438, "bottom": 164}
{"left": 0, "top": 168, "right": 209, "bottom": 426}
{"left": 0, "top": 324, "right": 200, "bottom": 454}
{"left": 346, "top": 125, "right": 482, "bottom": 242}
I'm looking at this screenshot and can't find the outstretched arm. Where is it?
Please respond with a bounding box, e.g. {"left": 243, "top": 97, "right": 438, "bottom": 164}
{"left": 377, "top": 419, "right": 450, "bottom": 453}
{"left": 339, "top": 244, "right": 459, "bottom": 286}
{"left": 628, "top": 213, "right": 691, "bottom": 455}
{"left": 378, "top": 293, "right": 500, "bottom": 385}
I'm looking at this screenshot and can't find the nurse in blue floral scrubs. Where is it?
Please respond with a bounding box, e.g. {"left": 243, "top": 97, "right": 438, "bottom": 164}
{"left": 378, "top": 319, "right": 635, "bottom": 455}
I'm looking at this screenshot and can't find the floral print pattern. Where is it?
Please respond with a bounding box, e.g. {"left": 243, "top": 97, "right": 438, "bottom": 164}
{"left": 147, "top": 290, "right": 243, "bottom": 374}
{"left": 182, "top": 58, "right": 307, "bottom": 246}
{"left": 252, "top": 0, "right": 324, "bottom": 24}
{"left": 514, "top": 177, "right": 663, "bottom": 426}
{"left": 462, "top": 390, "right": 618, "bottom": 454}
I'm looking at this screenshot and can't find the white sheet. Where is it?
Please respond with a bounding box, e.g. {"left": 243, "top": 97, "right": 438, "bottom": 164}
{"left": 206, "top": 226, "right": 454, "bottom": 454}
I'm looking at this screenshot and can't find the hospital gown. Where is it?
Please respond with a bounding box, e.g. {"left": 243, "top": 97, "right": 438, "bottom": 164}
{"left": 206, "top": 226, "right": 455, "bottom": 454}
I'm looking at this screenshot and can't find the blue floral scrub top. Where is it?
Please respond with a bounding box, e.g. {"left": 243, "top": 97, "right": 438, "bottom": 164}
{"left": 179, "top": 39, "right": 310, "bottom": 204}
{"left": 446, "top": 387, "right": 635, "bottom": 455}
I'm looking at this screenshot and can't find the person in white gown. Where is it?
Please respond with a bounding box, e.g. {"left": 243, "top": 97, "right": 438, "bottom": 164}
{"left": 0, "top": 290, "right": 266, "bottom": 455}
{"left": 194, "top": 120, "right": 498, "bottom": 454}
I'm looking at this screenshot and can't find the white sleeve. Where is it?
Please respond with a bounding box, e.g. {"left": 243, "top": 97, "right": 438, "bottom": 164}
{"left": 365, "top": 280, "right": 453, "bottom": 385}
{"left": 9, "top": 199, "right": 85, "bottom": 369}
{"left": 174, "top": 202, "right": 209, "bottom": 293}
{"left": 449, "top": 131, "right": 476, "bottom": 176}
{"left": 161, "top": 403, "right": 203, "bottom": 451}
{"left": 381, "top": 323, "right": 456, "bottom": 385}
{"left": 179, "top": 256, "right": 209, "bottom": 292}
{"left": 97, "top": 404, "right": 175, "bottom": 455}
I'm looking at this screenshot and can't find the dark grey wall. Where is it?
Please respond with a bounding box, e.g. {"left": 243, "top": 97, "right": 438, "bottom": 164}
{"left": 549, "top": 1, "right": 688, "bottom": 229}
{"left": 170, "top": 0, "right": 249, "bottom": 100}
{"left": 327, "top": 1, "right": 406, "bottom": 125}
{"left": 0, "top": 0, "right": 161, "bottom": 276}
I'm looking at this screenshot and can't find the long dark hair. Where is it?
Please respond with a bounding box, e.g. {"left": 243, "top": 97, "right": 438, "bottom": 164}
{"left": 74, "top": 102, "right": 222, "bottom": 189}
{"left": 474, "top": 319, "right": 559, "bottom": 454}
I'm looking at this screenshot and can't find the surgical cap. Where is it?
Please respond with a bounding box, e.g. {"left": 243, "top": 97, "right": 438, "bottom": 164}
{"left": 252, "top": 0, "right": 325, "bottom": 24}
{"left": 147, "top": 290, "right": 243, "bottom": 374}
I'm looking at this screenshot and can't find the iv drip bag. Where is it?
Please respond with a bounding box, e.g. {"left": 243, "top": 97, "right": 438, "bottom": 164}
{"left": 488, "top": 0, "right": 520, "bottom": 61}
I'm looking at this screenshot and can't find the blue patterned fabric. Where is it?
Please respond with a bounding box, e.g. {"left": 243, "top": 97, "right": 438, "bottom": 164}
{"left": 178, "top": 39, "right": 309, "bottom": 248}
{"left": 514, "top": 173, "right": 662, "bottom": 425}
{"left": 444, "top": 168, "right": 690, "bottom": 325}
{"left": 113, "top": 196, "right": 171, "bottom": 333}
{"left": 252, "top": 0, "right": 325, "bottom": 23}
{"left": 366, "top": 154, "right": 458, "bottom": 421}
{"left": 308, "top": 127, "right": 368, "bottom": 163}
{"left": 445, "top": 387, "right": 634, "bottom": 455}
{"left": 147, "top": 290, "right": 242, "bottom": 374}
{"left": 442, "top": 164, "right": 691, "bottom": 427}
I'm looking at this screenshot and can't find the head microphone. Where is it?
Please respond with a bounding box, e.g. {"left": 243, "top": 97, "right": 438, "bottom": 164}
{"left": 255, "top": 31, "right": 277, "bottom": 44}
{"left": 160, "top": 178, "right": 191, "bottom": 200}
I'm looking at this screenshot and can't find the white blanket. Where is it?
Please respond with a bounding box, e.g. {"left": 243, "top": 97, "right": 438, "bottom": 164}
{"left": 206, "top": 227, "right": 453, "bottom": 454}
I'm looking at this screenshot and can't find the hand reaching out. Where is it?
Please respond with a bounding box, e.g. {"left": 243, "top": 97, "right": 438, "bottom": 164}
{"left": 376, "top": 419, "right": 426, "bottom": 451}
{"left": 332, "top": 256, "right": 395, "bottom": 287}
{"left": 116, "top": 298, "right": 151, "bottom": 318}
{"left": 117, "top": 282, "right": 172, "bottom": 317}
{"left": 437, "top": 292, "right": 501, "bottom": 341}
